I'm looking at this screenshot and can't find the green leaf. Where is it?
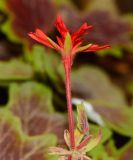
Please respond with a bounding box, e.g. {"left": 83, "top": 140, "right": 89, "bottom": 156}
{"left": 0, "top": 59, "right": 34, "bottom": 81}
{"left": 64, "top": 130, "right": 70, "bottom": 148}
{"left": 49, "top": 147, "right": 71, "bottom": 156}
{"left": 89, "top": 124, "right": 112, "bottom": 144}
{"left": 32, "top": 45, "right": 47, "bottom": 76}
{"left": 51, "top": 0, "right": 73, "bottom": 7}
{"left": 0, "top": 0, "right": 57, "bottom": 43}
{"left": 74, "top": 129, "right": 84, "bottom": 146}
{"left": 118, "top": 139, "right": 133, "bottom": 160}
{"left": 97, "top": 46, "right": 123, "bottom": 58}
{"left": 77, "top": 103, "right": 89, "bottom": 134}
{"left": 0, "top": 0, "right": 6, "bottom": 11}
{"left": 0, "top": 109, "right": 57, "bottom": 160}
{"left": 85, "top": 130, "right": 102, "bottom": 152}
{"left": 7, "top": 82, "right": 54, "bottom": 112}
{"left": 1, "top": 18, "right": 22, "bottom": 42}
{"left": 0, "top": 0, "right": 22, "bottom": 43}
{"left": 71, "top": 65, "right": 127, "bottom": 106}
{"left": 105, "top": 140, "right": 118, "bottom": 158}
{"left": 127, "top": 82, "right": 133, "bottom": 95}
{"left": 71, "top": 66, "right": 133, "bottom": 137}
{"left": 89, "top": 144, "right": 116, "bottom": 160}
{"left": 7, "top": 82, "right": 67, "bottom": 144}
{"left": 94, "top": 105, "right": 133, "bottom": 137}
{"left": 64, "top": 33, "right": 72, "bottom": 54}
{"left": 30, "top": 45, "right": 64, "bottom": 93}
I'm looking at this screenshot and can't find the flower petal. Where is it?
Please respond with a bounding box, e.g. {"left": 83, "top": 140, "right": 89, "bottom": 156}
{"left": 28, "top": 29, "right": 54, "bottom": 48}
{"left": 56, "top": 36, "right": 64, "bottom": 47}
{"left": 35, "top": 29, "right": 48, "bottom": 38}
{"left": 83, "top": 44, "right": 111, "bottom": 52}
{"left": 28, "top": 29, "right": 61, "bottom": 51}
{"left": 55, "top": 16, "right": 69, "bottom": 40}
{"left": 72, "top": 23, "right": 92, "bottom": 46}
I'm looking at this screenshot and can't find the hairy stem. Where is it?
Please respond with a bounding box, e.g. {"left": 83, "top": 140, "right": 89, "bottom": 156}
{"left": 63, "top": 57, "right": 75, "bottom": 151}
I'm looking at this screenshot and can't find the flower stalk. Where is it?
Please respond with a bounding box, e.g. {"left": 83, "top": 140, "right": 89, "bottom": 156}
{"left": 63, "top": 56, "right": 75, "bottom": 150}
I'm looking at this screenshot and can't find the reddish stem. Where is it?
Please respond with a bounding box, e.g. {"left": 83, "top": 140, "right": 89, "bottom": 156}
{"left": 63, "top": 56, "right": 75, "bottom": 151}
{"left": 68, "top": 156, "right": 72, "bottom": 160}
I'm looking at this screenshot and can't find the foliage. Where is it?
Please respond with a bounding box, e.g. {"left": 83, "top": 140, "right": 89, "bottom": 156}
{"left": 0, "top": 0, "right": 133, "bottom": 159}
{"left": 49, "top": 104, "right": 102, "bottom": 160}
{"left": 0, "top": 109, "right": 57, "bottom": 160}
{"left": 0, "top": 0, "right": 57, "bottom": 42}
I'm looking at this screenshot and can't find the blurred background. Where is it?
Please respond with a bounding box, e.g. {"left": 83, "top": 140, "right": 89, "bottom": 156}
{"left": 0, "top": 0, "right": 133, "bottom": 160}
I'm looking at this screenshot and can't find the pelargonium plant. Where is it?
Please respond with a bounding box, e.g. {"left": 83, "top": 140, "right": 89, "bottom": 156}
{"left": 28, "top": 16, "right": 110, "bottom": 160}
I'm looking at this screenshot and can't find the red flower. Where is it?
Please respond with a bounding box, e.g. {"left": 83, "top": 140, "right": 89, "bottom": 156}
{"left": 28, "top": 16, "right": 110, "bottom": 64}
{"left": 28, "top": 16, "right": 110, "bottom": 155}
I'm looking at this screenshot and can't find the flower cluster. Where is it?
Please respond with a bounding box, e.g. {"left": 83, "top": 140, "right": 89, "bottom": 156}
{"left": 28, "top": 16, "right": 110, "bottom": 66}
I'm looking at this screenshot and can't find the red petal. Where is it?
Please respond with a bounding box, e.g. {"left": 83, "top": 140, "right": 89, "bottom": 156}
{"left": 72, "top": 23, "right": 92, "bottom": 46}
{"left": 56, "top": 36, "right": 63, "bottom": 47}
{"left": 55, "top": 16, "right": 69, "bottom": 40}
{"left": 35, "top": 29, "right": 48, "bottom": 39}
{"left": 83, "top": 44, "right": 111, "bottom": 52}
{"left": 28, "top": 29, "right": 61, "bottom": 51}
{"left": 28, "top": 29, "right": 54, "bottom": 48}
